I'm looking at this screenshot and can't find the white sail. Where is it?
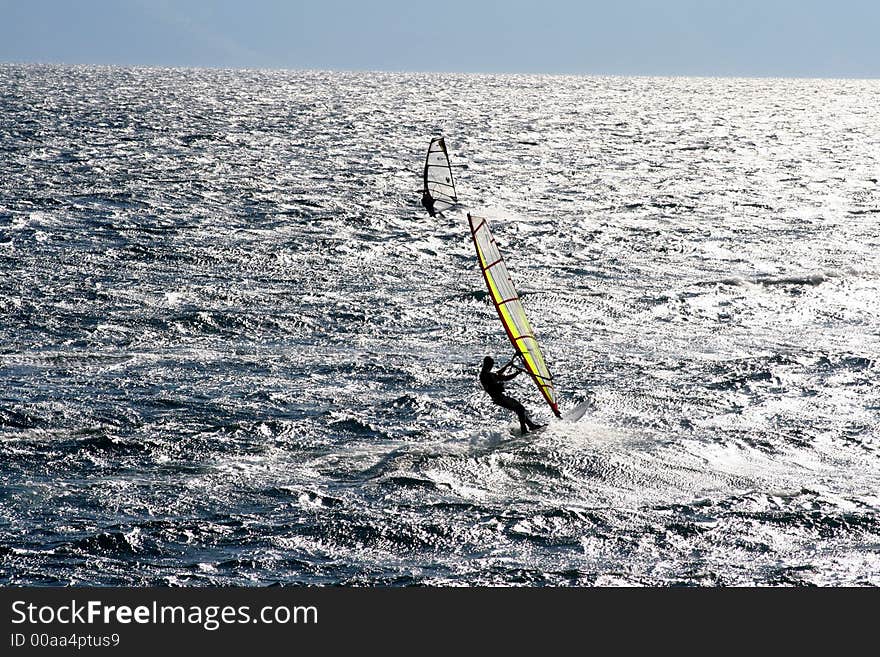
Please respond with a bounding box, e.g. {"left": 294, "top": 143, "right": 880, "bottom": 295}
{"left": 422, "top": 136, "right": 458, "bottom": 214}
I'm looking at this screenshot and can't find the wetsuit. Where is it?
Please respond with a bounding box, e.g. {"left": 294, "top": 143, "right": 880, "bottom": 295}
{"left": 479, "top": 366, "right": 539, "bottom": 434}
{"left": 421, "top": 191, "right": 437, "bottom": 217}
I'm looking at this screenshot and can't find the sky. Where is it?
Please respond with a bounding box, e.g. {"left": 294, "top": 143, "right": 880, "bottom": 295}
{"left": 1, "top": 0, "right": 879, "bottom": 78}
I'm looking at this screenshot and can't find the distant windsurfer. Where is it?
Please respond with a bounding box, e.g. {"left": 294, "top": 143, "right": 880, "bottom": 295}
{"left": 421, "top": 190, "right": 438, "bottom": 217}
{"left": 479, "top": 356, "right": 543, "bottom": 434}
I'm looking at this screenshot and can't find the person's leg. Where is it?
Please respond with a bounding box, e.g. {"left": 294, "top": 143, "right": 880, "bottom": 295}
{"left": 497, "top": 395, "right": 529, "bottom": 433}
{"left": 513, "top": 404, "right": 529, "bottom": 434}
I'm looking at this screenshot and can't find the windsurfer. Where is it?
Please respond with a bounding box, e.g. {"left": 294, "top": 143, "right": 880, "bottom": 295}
{"left": 421, "top": 190, "right": 437, "bottom": 217}
{"left": 479, "top": 356, "right": 542, "bottom": 434}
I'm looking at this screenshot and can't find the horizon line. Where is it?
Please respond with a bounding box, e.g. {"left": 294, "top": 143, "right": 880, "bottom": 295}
{"left": 2, "top": 59, "right": 879, "bottom": 83}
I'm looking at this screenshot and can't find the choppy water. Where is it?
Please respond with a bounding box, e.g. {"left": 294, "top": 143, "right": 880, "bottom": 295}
{"left": 1, "top": 64, "right": 879, "bottom": 586}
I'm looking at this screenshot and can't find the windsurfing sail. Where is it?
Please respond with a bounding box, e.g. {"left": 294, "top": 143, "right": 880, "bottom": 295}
{"left": 469, "top": 213, "right": 561, "bottom": 417}
{"left": 422, "top": 136, "right": 458, "bottom": 214}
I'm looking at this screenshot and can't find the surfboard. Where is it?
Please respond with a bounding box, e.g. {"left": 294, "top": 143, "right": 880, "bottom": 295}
{"left": 507, "top": 400, "right": 592, "bottom": 437}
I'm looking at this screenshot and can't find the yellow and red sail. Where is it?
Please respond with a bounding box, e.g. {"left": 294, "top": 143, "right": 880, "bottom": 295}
{"left": 469, "top": 213, "right": 560, "bottom": 417}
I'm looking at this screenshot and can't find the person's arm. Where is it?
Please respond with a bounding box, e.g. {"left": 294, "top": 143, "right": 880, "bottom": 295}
{"left": 496, "top": 368, "right": 520, "bottom": 381}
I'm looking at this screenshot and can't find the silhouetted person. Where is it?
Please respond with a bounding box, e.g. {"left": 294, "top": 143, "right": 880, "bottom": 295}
{"left": 421, "top": 190, "right": 438, "bottom": 217}
{"left": 479, "top": 355, "right": 542, "bottom": 434}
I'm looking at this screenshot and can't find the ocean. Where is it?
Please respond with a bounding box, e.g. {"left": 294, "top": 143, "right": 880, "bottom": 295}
{"left": 1, "top": 65, "right": 878, "bottom": 586}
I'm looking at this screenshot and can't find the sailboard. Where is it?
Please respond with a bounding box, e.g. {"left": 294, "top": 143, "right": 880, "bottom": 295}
{"left": 469, "top": 213, "right": 561, "bottom": 418}
{"left": 422, "top": 136, "right": 458, "bottom": 215}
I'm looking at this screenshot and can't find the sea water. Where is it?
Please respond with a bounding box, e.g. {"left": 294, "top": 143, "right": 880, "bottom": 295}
{"left": 1, "top": 65, "right": 878, "bottom": 585}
